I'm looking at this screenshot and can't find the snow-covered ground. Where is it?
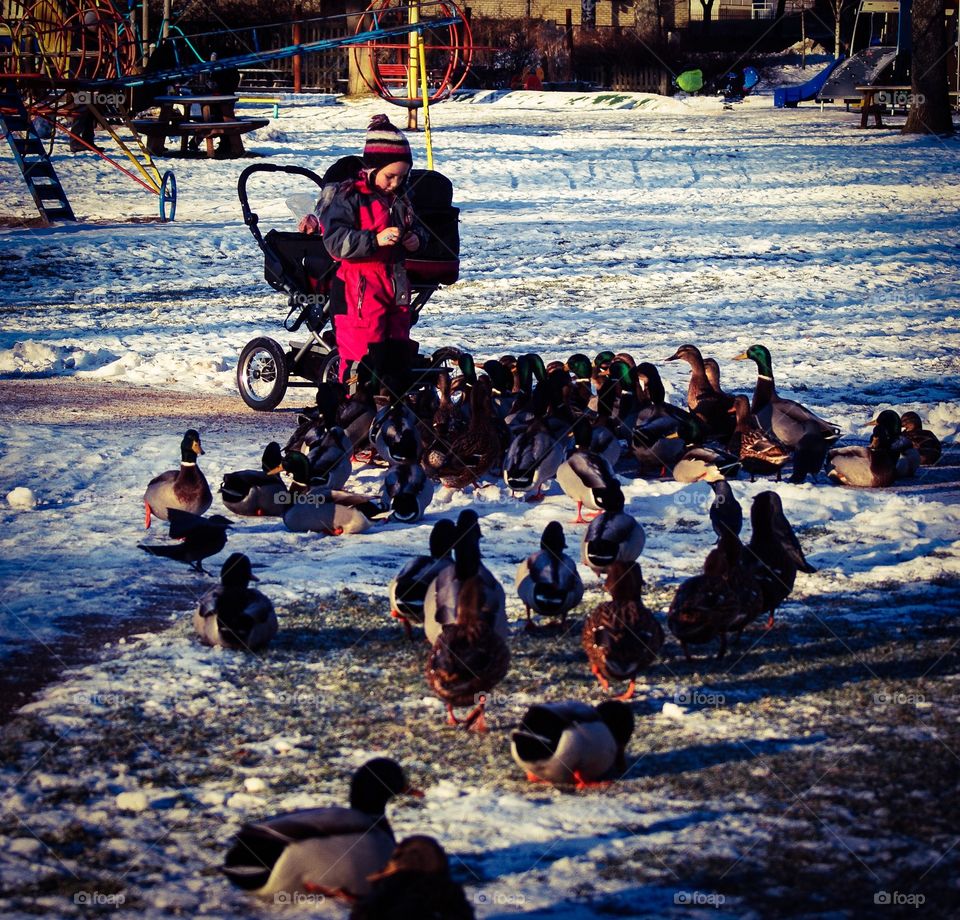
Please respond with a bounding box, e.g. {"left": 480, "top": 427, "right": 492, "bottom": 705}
{"left": 1, "top": 92, "right": 959, "bottom": 917}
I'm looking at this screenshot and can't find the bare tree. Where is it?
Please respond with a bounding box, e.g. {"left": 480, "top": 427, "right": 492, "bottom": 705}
{"left": 825, "top": 0, "right": 854, "bottom": 57}
{"left": 903, "top": 0, "right": 953, "bottom": 134}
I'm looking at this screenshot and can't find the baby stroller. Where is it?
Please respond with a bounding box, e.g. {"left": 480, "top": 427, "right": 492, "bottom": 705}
{"left": 236, "top": 157, "right": 460, "bottom": 410}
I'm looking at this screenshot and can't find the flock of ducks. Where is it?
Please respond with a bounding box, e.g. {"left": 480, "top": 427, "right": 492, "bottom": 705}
{"left": 133, "top": 344, "right": 943, "bottom": 910}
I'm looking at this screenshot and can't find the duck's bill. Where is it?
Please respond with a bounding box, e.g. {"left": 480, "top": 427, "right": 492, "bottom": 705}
{"left": 731, "top": 352, "right": 748, "bottom": 361}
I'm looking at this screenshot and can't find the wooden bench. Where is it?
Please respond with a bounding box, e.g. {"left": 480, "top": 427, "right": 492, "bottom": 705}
{"left": 134, "top": 94, "right": 269, "bottom": 158}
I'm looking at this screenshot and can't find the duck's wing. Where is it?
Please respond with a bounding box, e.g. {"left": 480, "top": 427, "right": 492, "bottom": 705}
{"left": 223, "top": 806, "right": 376, "bottom": 889}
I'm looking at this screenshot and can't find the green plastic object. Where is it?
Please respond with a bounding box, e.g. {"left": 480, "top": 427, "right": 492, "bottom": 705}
{"left": 676, "top": 69, "right": 704, "bottom": 94}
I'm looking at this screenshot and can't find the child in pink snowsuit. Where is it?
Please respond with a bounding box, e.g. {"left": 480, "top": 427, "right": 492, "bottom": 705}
{"left": 311, "top": 115, "right": 427, "bottom": 381}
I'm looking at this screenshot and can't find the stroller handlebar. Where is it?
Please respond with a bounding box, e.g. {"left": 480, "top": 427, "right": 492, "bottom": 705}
{"left": 237, "top": 163, "right": 325, "bottom": 251}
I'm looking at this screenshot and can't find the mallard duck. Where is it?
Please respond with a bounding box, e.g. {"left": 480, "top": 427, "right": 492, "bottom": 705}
{"left": 589, "top": 379, "right": 622, "bottom": 466}
{"left": 222, "top": 758, "right": 419, "bottom": 900}
{"left": 306, "top": 425, "right": 353, "bottom": 490}
{"left": 630, "top": 363, "right": 695, "bottom": 475}
{"left": 138, "top": 508, "right": 231, "bottom": 574}
{"left": 728, "top": 394, "right": 791, "bottom": 480}
{"left": 504, "top": 353, "right": 547, "bottom": 432}
{"left": 349, "top": 836, "right": 475, "bottom": 920}
{"left": 370, "top": 397, "right": 423, "bottom": 466}
{"left": 515, "top": 521, "right": 584, "bottom": 630}
{"left": 744, "top": 491, "right": 816, "bottom": 628}
{"left": 219, "top": 442, "right": 287, "bottom": 517}
{"left": 194, "top": 553, "right": 277, "bottom": 651}
{"left": 425, "top": 574, "right": 511, "bottom": 732}
{"left": 426, "top": 377, "right": 502, "bottom": 489}
{"left": 666, "top": 344, "right": 735, "bottom": 440}
{"left": 564, "top": 353, "right": 594, "bottom": 414}
{"left": 733, "top": 344, "right": 840, "bottom": 447}
{"left": 557, "top": 418, "right": 620, "bottom": 523}
{"left": 715, "top": 534, "right": 766, "bottom": 641}
{"left": 282, "top": 453, "right": 388, "bottom": 535}
{"left": 788, "top": 431, "right": 830, "bottom": 484}
{"left": 381, "top": 462, "right": 435, "bottom": 523}
{"left": 424, "top": 510, "right": 507, "bottom": 645}
{"left": 581, "top": 484, "right": 646, "bottom": 574}
{"left": 667, "top": 536, "right": 745, "bottom": 660}
{"left": 708, "top": 479, "right": 742, "bottom": 542}
{"left": 826, "top": 412, "right": 899, "bottom": 488}
{"left": 143, "top": 429, "right": 212, "bottom": 527}
{"left": 285, "top": 383, "right": 343, "bottom": 454}
{"left": 864, "top": 411, "right": 920, "bottom": 479}
{"left": 900, "top": 411, "right": 942, "bottom": 466}
{"left": 671, "top": 442, "right": 741, "bottom": 484}
{"left": 582, "top": 560, "right": 663, "bottom": 699}
{"left": 702, "top": 357, "right": 734, "bottom": 402}
{"left": 483, "top": 359, "right": 518, "bottom": 422}
{"left": 503, "top": 415, "right": 567, "bottom": 501}
{"left": 388, "top": 518, "right": 457, "bottom": 639}
{"left": 511, "top": 700, "right": 634, "bottom": 788}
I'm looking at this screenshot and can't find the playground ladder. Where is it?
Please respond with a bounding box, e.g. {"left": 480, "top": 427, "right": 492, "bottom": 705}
{"left": 0, "top": 80, "right": 76, "bottom": 225}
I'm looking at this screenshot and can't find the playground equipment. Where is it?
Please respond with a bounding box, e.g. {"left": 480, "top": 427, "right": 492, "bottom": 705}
{"left": 818, "top": 0, "right": 908, "bottom": 101}
{"left": 350, "top": 0, "right": 472, "bottom": 108}
{"left": 0, "top": 2, "right": 468, "bottom": 225}
{"left": 774, "top": 59, "right": 843, "bottom": 108}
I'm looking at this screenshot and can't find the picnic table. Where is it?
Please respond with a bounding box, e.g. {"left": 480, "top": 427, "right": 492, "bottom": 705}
{"left": 855, "top": 85, "right": 912, "bottom": 128}
{"left": 855, "top": 85, "right": 960, "bottom": 128}
{"left": 133, "top": 94, "right": 269, "bottom": 158}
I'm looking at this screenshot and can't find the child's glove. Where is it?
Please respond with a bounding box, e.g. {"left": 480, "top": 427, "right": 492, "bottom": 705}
{"left": 299, "top": 214, "right": 320, "bottom": 235}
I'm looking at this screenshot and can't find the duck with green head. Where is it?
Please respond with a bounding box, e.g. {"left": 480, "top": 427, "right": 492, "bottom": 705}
{"left": 143, "top": 429, "right": 212, "bottom": 528}
{"left": 219, "top": 442, "right": 288, "bottom": 517}
{"left": 194, "top": 552, "right": 277, "bottom": 651}
{"left": 556, "top": 417, "right": 619, "bottom": 523}
{"left": 733, "top": 344, "right": 840, "bottom": 448}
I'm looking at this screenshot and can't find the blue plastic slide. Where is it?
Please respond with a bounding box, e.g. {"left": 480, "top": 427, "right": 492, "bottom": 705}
{"left": 774, "top": 59, "right": 842, "bottom": 108}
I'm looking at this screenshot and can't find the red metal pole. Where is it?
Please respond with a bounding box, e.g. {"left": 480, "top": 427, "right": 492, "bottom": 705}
{"left": 292, "top": 21, "right": 302, "bottom": 93}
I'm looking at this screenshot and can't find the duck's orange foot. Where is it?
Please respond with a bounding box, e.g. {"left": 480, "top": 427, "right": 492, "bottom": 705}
{"left": 573, "top": 770, "right": 611, "bottom": 790}
{"left": 445, "top": 703, "right": 460, "bottom": 726}
{"left": 525, "top": 490, "right": 546, "bottom": 503}
{"left": 591, "top": 664, "right": 610, "bottom": 692}
{"left": 466, "top": 710, "right": 488, "bottom": 733}
{"left": 303, "top": 882, "right": 358, "bottom": 903}
{"left": 615, "top": 679, "right": 636, "bottom": 702}
{"left": 144, "top": 502, "right": 152, "bottom": 529}
{"left": 525, "top": 770, "right": 549, "bottom": 783}
{"left": 765, "top": 612, "right": 775, "bottom": 629}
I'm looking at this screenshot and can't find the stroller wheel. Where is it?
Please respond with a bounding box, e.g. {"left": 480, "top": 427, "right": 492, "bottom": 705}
{"left": 237, "top": 336, "right": 289, "bottom": 411}
{"left": 318, "top": 348, "right": 340, "bottom": 385}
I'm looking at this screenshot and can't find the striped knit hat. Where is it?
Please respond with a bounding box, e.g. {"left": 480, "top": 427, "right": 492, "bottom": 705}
{"left": 363, "top": 114, "right": 412, "bottom": 170}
